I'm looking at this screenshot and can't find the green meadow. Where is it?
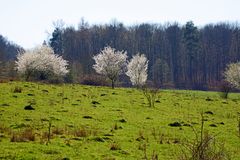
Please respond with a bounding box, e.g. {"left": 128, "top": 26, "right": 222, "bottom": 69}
{"left": 0, "top": 81, "right": 240, "bottom": 159}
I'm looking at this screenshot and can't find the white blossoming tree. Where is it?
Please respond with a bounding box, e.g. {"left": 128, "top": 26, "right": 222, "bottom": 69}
{"left": 224, "top": 62, "right": 240, "bottom": 89}
{"left": 126, "top": 53, "right": 148, "bottom": 87}
{"left": 93, "top": 46, "right": 128, "bottom": 89}
{"left": 16, "top": 45, "right": 69, "bottom": 81}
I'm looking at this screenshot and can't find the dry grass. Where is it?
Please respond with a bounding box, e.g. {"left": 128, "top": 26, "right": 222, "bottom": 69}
{"left": 52, "top": 127, "right": 64, "bottom": 135}
{"left": 110, "top": 143, "right": 120, "bottom": 150}
{"left": 74, "top": 127, "right": 89, "bottom": 137}
{"left": 11, "top": 128, "right": 35, "bottom": 142}
{"left": 13, "top": 86, "right": 22, "bottom": 93}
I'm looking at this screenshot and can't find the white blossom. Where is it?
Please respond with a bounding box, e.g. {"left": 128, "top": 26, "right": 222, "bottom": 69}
{"left": 16, "top": 45, "right": 68, "bottom": 80}
{"left": 126, "top": 53, "right": 148, "bottom": 86}
{"left": 224, "top": 62, "right": 240, "bottom": 89}
{"left": 93, "top": 46, "right": 127, "bottom": 88}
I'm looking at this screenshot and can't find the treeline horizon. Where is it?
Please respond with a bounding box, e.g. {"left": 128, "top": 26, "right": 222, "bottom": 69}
{"left": 1, "top": 20, "right": 240, "bottom": 90}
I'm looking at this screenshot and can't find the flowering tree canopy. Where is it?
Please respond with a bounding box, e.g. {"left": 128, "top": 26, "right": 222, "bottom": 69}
{"left": 224, "top": 62, "right": 240, "bottom": 89}
{"left": 126, "top": 53, "right": 148, "bottom": 87}
{"left": 93, "top": 46, "right": 127, "bottom": 88}
{"left": 16, "top": 45, "right": 68, "bottom": 81}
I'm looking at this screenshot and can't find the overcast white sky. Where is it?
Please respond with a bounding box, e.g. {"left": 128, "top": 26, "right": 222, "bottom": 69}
{"left": 0, "top": 0, "right": 239, "bottom": 49}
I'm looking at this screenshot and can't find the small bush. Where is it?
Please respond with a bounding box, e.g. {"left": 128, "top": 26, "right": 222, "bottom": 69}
{"left": 142, "top": 86, "right": 159, "bottom": 107}
{"left": 179, "top": 132, "right": 230, "bottom": 160}
{"left": 219, "top": 81, "right": 232, "bottom": 99}
{"left": 80, "top": 75, "right": 109, "bottom": 86}
{"left": 179, "top": 114, "right": 230, "bottom": 160}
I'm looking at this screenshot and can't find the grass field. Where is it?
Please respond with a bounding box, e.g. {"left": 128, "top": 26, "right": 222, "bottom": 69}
{"left": 0, "top": 81, "right": 240, "bottom": 159}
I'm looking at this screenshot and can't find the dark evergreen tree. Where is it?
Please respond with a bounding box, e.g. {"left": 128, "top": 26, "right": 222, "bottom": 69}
{"left": 49, "top": 27, "right": 63, "bottom": 54}
{"left": 183, "top": 21, "right": 200, "bottom": 88}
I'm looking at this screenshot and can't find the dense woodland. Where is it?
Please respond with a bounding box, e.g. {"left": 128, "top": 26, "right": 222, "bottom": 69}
{"left": 1, "top": 20, "right": 240, "bottom": 90}
{"left": 0, "top": 35, "right": 22, "bottom": 80}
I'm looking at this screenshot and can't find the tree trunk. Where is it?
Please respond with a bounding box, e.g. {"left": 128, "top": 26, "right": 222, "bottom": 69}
{"left": 25, "top": 73, "right": 31, "bottom": 81}
{"left": 111, "top": 79, "right": 115, "bottom": 89}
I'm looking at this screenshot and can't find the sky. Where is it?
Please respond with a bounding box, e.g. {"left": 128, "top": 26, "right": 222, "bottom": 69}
{"left": 0, "top": 0, "right": 240, "bottom": 49}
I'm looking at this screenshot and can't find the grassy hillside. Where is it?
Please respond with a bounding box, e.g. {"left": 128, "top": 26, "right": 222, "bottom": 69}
{"left": 0, "top": 82, "right": 240, "bottom": 159}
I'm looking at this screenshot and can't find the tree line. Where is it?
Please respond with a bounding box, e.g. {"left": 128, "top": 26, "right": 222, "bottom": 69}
{"left": 49, "top": 20, "right": 240, "bottom": 90}
{"left": 0, "top": 20, "right": 240, "bottom": 90}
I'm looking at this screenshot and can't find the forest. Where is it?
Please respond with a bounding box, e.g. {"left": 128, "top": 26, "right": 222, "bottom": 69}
{"left": 1, "top": 20, "right": 240, "bottom": 90}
